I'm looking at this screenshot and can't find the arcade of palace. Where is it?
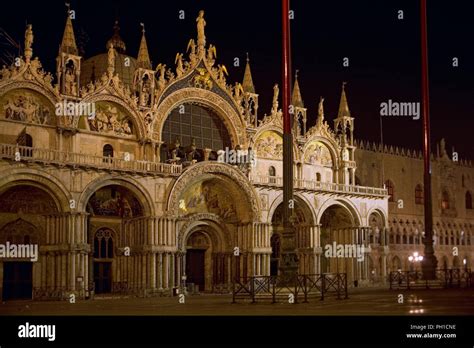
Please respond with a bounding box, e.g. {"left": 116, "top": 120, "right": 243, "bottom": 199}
{"left": 0, "top": 11, "right": 472, "bottom": 300}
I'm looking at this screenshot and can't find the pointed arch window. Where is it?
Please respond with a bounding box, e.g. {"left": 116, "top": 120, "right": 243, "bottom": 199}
{"left": 466, "top": 191, "right": 472, "bottom": 210}
{"left": 94, "top": 229, "right": 114, "bottom": 259}
{"left": 415, "top": 184, "right": 423, "bottom": 205}
{"left": 441, "top": 190, "right": 450, "bottom": 210}
{"left": 269, "top": 166, "right": 276, "bottom": 184}
{"left": 385, "top": 180, "right": 395, "bottom": 202}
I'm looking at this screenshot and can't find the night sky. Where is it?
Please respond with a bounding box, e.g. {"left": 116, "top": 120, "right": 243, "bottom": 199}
{"left": 1, "top": 0, "right": 472, "bottom": 158}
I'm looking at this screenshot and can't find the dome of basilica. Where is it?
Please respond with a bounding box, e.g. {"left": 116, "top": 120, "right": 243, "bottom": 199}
{"left": 81, "top": 21, "right": 137, "bottom": 87}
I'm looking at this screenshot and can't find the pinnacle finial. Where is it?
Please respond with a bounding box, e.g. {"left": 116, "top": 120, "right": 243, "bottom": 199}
{"left": 242, "top": 53, "right": 255, "bottom": 93}
{"left": 136, "top": 23, "right": 151, "bottom": 69}
{"left": 337, "top": 82, "right": 351, "bottom": 118}
{"left": 292, "top": 70, "right": 303, "bottom": 108}
{"left": 59, "top": 7, "right": 78, "bottom": 56}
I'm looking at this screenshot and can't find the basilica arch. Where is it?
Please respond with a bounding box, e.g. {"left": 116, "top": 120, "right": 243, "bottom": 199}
{"left": 252, "top": 127, "right": 300, "bottom": 161}
{"left": 268, "top": 194, "right": 317, "bottom": 275}
{"left": 78, "top": 175, "right": 154, "bottom": 216}
{"left": 167, "top": 162, "right": 263, "bottom": 290}
{"left": 0, "top": 168, "right": 72, "bottom": 301}
{"left": 318, "top": 199, "right": 367, "bottom": 284}
{"left": 81, "top": 94, "right": 146, "bottom": 139}
{"left": 0, "top": 82, "right": 59, "bottom": 116}
{"left": 0, "top": 168, "right": 72, "bottom": 213}
{"left": 178, "top": 214, "right": 232, "bottom": 291}
{"left": 154, "top": 88, "right": 247, "bottom": 148}
{"left": 166, "top": 161, "right": 260, "bottom": 220}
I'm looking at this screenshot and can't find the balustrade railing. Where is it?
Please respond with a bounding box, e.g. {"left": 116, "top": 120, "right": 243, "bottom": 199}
{"left": 0, "top": 143, "right": 182, "bottom": 175}
{"left": 250, "top": 175, "right": 387, "bottom": 196}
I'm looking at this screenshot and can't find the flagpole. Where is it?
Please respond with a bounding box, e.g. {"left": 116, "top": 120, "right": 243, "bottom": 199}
{"left": 420, "top": 0, "right": 437, "bottom": 280}
{"left": 279, "top": 0, "right": 298, "bottom": 280}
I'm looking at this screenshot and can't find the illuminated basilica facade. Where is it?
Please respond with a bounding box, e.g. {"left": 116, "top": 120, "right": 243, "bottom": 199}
{"left": 0, "top": 11, "right": 472, "bottom": 300}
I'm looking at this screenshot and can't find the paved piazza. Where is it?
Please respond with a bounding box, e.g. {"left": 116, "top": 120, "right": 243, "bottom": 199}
{"left": 1, "top": 288, "right": 473, "bottom": 316}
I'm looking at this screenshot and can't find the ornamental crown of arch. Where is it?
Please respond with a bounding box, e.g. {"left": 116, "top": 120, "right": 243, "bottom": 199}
{"left": 0, "top": 11, "right": 251, "bottom": 140}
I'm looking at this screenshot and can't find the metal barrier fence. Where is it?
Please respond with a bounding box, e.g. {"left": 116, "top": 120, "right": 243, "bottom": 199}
{"left": 389, "top": 268, "right": 472, "bottom": 290}
{"left": 232, "top": 273, "right": 348, "bottom": 303}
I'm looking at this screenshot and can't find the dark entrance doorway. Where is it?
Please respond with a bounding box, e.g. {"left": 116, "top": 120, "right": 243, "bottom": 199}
{"left": 186, "top": 249, "right": 205, "bottom": 291}
{"left": 2, "top": 262, "right": 33, "bottom": 300}
{"left": 94, "top": 262, "right": 112, "bottom": 293}
{"left": 92, "top": 228, "right": 114, "bottom": 294}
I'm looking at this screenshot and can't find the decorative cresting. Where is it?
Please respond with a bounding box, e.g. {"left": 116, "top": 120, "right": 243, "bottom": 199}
{"left": 258, "top": 84, "right": 283, "bottom": 129}
{"left": 251, "top": 84, "right": 301, "bottom": 161}
{"left": 305, "top": 97, "right": 337, "bottom": 141}
{"left": 153, "top": 87, "right": 246, "bottom": 147}
{"left": 151, "top": 10, "right": 251, "bottom": 142}
{"left": 0, "top": 27, "right": 59, "bottom": 120}
{"left": 177, "top": 213, "right": 231, "bottom": 252}
{"left": 167, "top": 161, "right": 261, "bottom": 220}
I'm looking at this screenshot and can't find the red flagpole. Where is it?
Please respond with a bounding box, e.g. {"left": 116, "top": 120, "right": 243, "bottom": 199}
{"left": 420, "top": 0, "right": 437, "bottom": 279}
{"left": 279, "top": 0, "right": 298, "bottom": 279}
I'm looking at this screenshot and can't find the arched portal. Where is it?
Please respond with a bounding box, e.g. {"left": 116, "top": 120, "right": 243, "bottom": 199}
{"left": 86, "top": 184, "right": 144, "bottom": 294}
{"left": 319, "top": 203, "right": 363, "bottom": 284}
{"left": 0, "top": 184, "right": 59, "bottom": 300}
{"left": 270, "top": 196, "right": 315, "bottom": 275}
{"left": 180, "top": 217, "right": 230, "bottom": 292}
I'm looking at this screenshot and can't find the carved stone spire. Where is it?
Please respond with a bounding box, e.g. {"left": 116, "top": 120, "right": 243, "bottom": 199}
{"left": 136, "top": 23, "right": 151, "bottom": 69}
{"left": 334, "top": 82, "right": 355, "bottom": 148}
{"left": 59, "top": 15, "right": 78, "bottom": 55}
{"left": 291, "top": 70, "right": 303, "bottom": 108}
{"left": 337, "top": 81, "right": 351, "bottom": 118}
{"left": 56, "top": 7, "right": 81, "bottom": 97}
{"left": 242, "top": 53, "right": 255, "bottom": 94}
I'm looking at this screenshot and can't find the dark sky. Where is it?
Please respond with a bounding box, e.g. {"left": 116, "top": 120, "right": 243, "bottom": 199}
{"left": 1, "top": 0, "right": 473, "bottom": 158}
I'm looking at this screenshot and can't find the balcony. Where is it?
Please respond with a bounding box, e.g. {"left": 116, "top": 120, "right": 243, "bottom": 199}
{"left": 0, "top": 143, "right": 182, "bottom": 176}
{"left": 250, "top": 175, "right": 387, "bottom": 198}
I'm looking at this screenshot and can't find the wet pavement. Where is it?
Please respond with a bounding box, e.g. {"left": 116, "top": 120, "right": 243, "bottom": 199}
{"left": 1, "top": 287, "right": 473, "bottom": 316}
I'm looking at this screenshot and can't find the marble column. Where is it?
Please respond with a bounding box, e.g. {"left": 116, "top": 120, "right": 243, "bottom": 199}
{"left": 158, "top": 253, "right": 163, "bottom": 290}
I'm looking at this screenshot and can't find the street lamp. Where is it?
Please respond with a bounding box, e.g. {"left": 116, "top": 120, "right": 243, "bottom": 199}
{"left": 408, "top": 252, "right": 424, "bottom": 271}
